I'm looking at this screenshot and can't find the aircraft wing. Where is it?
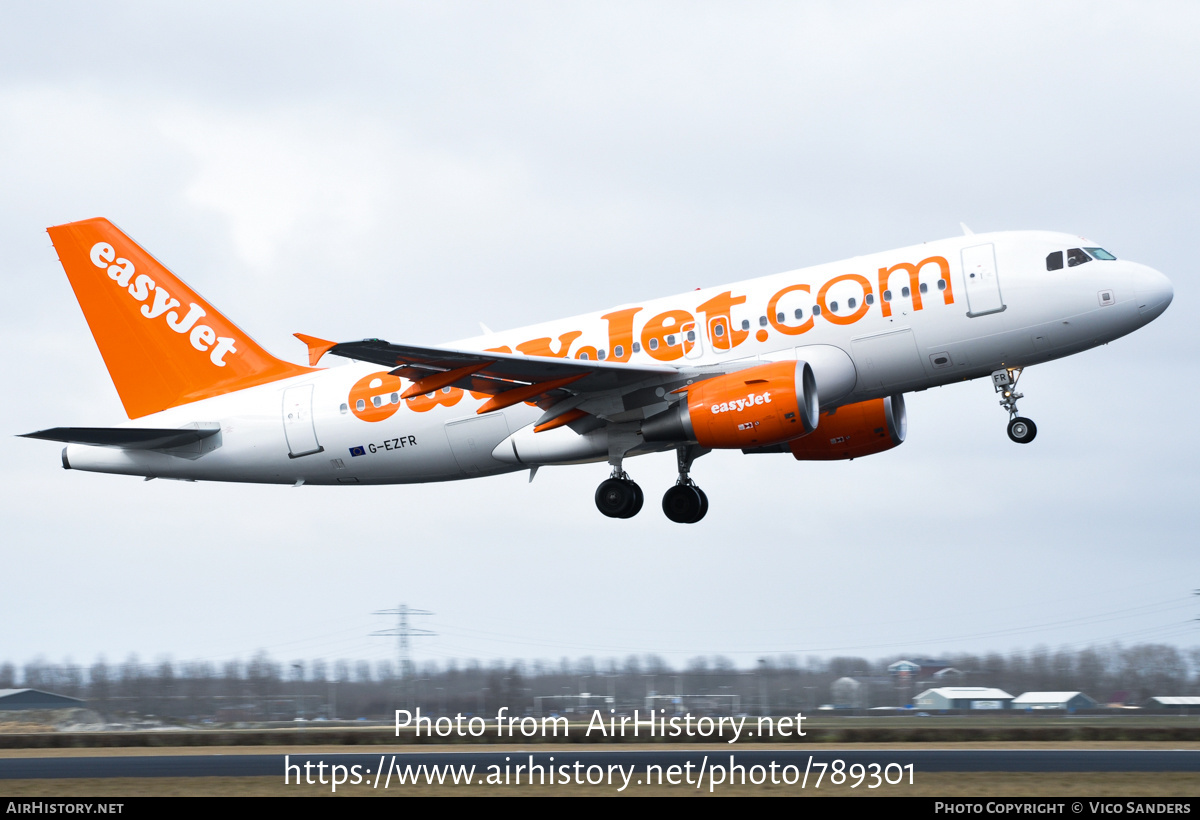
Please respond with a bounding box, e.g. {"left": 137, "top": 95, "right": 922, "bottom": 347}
{"left": 296, "top": 334, "right": 704, "bottom": 424}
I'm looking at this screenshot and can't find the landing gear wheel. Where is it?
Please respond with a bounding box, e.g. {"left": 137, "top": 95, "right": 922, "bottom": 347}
{"left": 596, "top": 478, "right": 641, "bottom": 518}
{"left": 623, "top": 481, "right": 644, "bottom": 519}
{"left": 663, "top": 484, "right": 706, "bottom": 524}
{"left": 1007, "top": 416, "right": 1037, "bottom": 444}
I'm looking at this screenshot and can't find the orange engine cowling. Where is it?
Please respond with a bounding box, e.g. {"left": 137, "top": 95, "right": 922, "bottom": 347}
{"left": 787, "top": 395, "right": 906, "bottom": 461}
{"left": 642, "top": 360, "right": 819, "bottom": 449}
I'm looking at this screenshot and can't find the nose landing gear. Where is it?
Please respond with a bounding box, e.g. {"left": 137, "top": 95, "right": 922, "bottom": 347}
{"left": 993, "top": 367, "right": 1037, "bottom": 444}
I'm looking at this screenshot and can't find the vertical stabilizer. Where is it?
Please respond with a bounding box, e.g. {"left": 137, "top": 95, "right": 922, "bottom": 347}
{"left": 48, "top": 218, "right": 313, "bottom": 418}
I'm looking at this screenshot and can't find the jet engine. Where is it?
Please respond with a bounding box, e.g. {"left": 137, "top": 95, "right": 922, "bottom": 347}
{"left": 786, "top": 395, "right": 906, "bottom": 460}
{"left": 642, "top": 360, "right": 818, "bottom": 449}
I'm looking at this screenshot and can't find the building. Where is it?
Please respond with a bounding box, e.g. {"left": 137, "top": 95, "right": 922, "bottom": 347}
{"left": 1012, "top": 692, "right": 1098, "bottom": 711}
{"left": 0, "top": 689, "right": 85, "bottom": 711}
{"left": 913, "top": 687, "right": 1013, "bottom": 710}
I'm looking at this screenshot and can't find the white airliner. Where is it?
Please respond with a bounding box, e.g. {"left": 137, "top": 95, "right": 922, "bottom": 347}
{"left": 23, "top": 218, "right": 1173, "bottom": 523}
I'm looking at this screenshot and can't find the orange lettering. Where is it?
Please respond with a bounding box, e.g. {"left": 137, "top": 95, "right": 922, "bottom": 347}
{"left": 406, "top": 386, "right": 465, "bottom": 413}
{"left": 877, "top": 256, "right": 951, "bottom": 318}
{"left": 766, "top": 284, "right": 814, "bottom": 336}
{"left": 515, "top": 331, "right": 582, "bottom": 358}
{"left": 601, "top": 307, "right": 642, "bottom": 362}
{"left": 696, "top": 291, "right": 748, "bottom": 351}
{"left": 349, "top": 371, "right": 404, "bottom": 422}
{"left": 640, "top": 309, "right": 693, "bottom": 362}
{"left": 817, "top": 274, "right": 872, "bottom": 326}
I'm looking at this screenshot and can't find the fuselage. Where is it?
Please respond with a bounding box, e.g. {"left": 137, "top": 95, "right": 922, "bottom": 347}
{"left": 61, "top": 230, "right": 1173, "bottom": 485}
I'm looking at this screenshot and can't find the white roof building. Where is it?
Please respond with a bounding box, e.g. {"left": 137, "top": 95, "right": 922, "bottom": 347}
{"left": 914, "top": 687, "right": 1014, "bottom": 710}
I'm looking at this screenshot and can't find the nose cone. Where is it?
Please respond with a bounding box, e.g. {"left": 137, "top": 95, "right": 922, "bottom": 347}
{"left": 1136, "top": 267, "right": 1173, "bottom": 323}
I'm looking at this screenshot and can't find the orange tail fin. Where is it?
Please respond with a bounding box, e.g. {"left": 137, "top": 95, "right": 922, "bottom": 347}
{"left": 48, "top": 218, "right": 314, "bottom": 418}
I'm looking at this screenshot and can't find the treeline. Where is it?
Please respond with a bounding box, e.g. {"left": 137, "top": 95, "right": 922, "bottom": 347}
{"left": 3, "top": 643, "right": 1198, "bottom": 722}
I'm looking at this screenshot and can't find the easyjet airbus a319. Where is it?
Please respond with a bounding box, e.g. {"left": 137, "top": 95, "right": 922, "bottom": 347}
{"left": 23, "top": 218, "right": 1173, "bottom": 523}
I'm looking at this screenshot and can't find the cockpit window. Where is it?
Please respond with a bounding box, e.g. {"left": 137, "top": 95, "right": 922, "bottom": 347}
{"left": 1046, "top": 251, "right": 1063, "bottom": 271}
{"left": 1067, "top": 248, "right": 1091, "bottom": 267}
{"left": 1084, "top": 247, "right": 1116, "bottom": 260}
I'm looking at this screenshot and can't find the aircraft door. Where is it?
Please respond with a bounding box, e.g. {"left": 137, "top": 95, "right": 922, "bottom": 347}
{"left": 282, "top": 384, "right": 323, "bottom": 458}
{"left": 961, "top": 243, "right": 1006, "bottom": 317}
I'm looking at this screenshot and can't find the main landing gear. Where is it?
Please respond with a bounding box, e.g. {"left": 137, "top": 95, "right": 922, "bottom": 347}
{"left": 992, "top": 367, "right": 1037, "bottom": 444}
{"left": 663, "top": 444, "right": 708, "bottom": 524}
{"left": 593, "top": 445, "right": 709, "bottom": 523}
{"left": 594, "top": 471, "right": 644, "bottom": 519}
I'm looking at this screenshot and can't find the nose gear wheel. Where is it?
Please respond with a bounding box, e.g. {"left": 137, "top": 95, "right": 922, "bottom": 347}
{"left": 992, "top": 367, "right": 1037, "bottom": 444}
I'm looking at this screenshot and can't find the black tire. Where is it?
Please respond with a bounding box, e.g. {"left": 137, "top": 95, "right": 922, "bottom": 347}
{"left": 596, "top": 478, "right": 635, "bottom": 518}
{"left": 620, "top": 482, "right": 644, "bottom": 519}
{"left": 1007, "top": 417, "right": 1038, "bottom": 444}
{"left": 694, "top": 487, "right": 709, "bottom": 522}
{"left": 663, "top": 484, "right": 704, "bottom": 524}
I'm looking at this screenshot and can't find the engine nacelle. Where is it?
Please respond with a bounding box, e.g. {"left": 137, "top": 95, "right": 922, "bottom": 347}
{"left": 787, "top": 394, "right": 906, "bottom": 461}
{"left": 643, "top": 360, "right": 818, "bottom": 449}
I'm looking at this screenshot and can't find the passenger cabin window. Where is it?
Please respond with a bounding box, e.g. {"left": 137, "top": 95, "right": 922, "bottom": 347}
{"left": 865, "top": 293, "right": 875, "bottom": 305}
{"left": 740, "top": 319, "right": 750, "bottom": 331}
{"left": 632, "top": 342, "right": 641, "bottom": 353}
{"left": 613, "top": 345, "right": 624, "bottom": 358}
{"left": 1046, "top": 251, "right": 1064, "bottom": 271}
{"left": 1067, "top": 247, "right": 1091, "bottom": 267}
{"left": 598, "top": 349, "right": 606, "bottom": 360}
{"left": 794, "top": 308, "right": 804, "bottom": 319}
{"left": 648, "top": 338, "right": 659, "bottom": 351}
{"left": 812, "top": 304, "right": 822, "bottom": 316}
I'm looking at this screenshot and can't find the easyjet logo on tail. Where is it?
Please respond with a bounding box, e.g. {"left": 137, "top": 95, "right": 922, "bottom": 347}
{"left": 89, "top": 241, "right": 238, "bottom": 367}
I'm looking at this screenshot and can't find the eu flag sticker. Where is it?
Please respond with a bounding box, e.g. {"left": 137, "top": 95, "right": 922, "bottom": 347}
{"left": 349, "top": 446, "right": 366, "bottom": 457}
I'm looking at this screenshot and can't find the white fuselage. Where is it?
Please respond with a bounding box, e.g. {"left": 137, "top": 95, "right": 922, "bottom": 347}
{"left": 63, "top": 230, "right": 1173, "bottom": 484}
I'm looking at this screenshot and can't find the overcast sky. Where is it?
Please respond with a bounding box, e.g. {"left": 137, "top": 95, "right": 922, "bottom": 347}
{"left": 2, "top": 2, "right": 1197, "bottom": 674}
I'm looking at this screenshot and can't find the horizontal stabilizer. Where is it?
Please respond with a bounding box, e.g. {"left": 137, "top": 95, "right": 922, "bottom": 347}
{"left": 20, "top": 425, "right": 220, "bottom": 451}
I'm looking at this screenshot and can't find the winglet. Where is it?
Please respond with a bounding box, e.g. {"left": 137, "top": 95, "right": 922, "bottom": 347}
{"left": 294, "top": 333, "right": 339, "bottom": 366}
